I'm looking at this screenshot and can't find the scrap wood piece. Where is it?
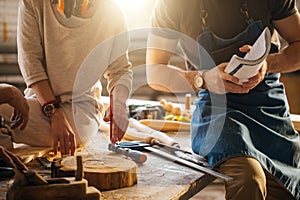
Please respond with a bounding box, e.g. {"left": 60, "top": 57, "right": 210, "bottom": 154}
{"left": 55, "top": 152, "right": 138, "bottom": 191}
{"left": 291, "top": 114, "right": 300, "bottom": 131}
{"left": 12, "top": 144, "right": 52, "bottom": 164}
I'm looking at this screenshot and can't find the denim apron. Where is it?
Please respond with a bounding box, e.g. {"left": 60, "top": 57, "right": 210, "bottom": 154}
{"left": 191, "top": 0, "right": 300, "bottom": 198}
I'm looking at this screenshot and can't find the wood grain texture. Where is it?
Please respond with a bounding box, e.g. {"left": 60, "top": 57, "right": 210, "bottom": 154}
{"left": 291, "top": 114, "right": 300, "bottom": 131}
{"left": 59, "top": 153, "right": 138, "bottom": 191}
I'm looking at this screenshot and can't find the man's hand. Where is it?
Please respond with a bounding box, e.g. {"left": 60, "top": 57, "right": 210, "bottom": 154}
{"left": 239, "top": 45, "right": 267, "bottom": 90}
{"left": 0, "top": 84, "right": 29, "bottom": 130}
{"left": 203, "top": 45, "right": 266, "bottom": 94}
{"left": 51, "top": 109, "right": 76, "bottom": 156}
{"left": 203, "top": 63, "right": 249, "bottom": 94}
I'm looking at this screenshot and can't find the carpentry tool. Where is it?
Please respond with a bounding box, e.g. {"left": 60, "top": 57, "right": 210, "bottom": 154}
{"left": 0, "top": 147, "right": 48, "bottom": 186}
{"left": 128, "top": 118, "right": 179, "bottom": 146}
{"left": 6, "top": 155, "right": 101, "bottom": 200}
{"left": 139, "top": 119, "right": 191, "bottom": 132}
{"left": 125, "top": 127, "right": 189, "bottom": 154}
{"left": 126, "top": 120, "right": 209, "bottom": 166}
{"left": 108, "top": 143, "right": 147, "bottom": 163}
{"left": 117, "top": 141, "right": 232, "bottom": 181}
{"left": 110, "top": 94, "right": 113, "bottom": 142}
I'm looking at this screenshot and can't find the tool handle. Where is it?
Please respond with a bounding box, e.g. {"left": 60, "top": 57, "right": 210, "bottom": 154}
{"left": 124, "top": 127, "right": 154, "bottom": 144}
{"left": 129, "top": 118, "right": 179, "bottom": 146}
{"left": 108, "top": 144, "right": 147, "bottom": 163}
{"left": 139, "top": 119, "right": 190, "bottom": 132}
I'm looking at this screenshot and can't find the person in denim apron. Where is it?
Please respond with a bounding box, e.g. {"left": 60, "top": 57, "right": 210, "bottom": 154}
{"left": 147, "top": 0, "right": 300, "bottom": 199}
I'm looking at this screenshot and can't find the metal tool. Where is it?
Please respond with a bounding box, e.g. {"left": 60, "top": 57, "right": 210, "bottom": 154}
{"left": 117, "top": 141, "right": 232, "bottom": 181}
{"left": 125, "top": 128, "right": 209, "bottom": 166}
{"left": 108, "top": 143, "right": 147, "bottom": 163}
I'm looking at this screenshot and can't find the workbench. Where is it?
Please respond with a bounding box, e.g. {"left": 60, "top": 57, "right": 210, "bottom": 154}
{"left": 84, "top": 131, "right": 216, "bottom": 200}
{"left": 0, "top": 129, "right": 216, "bottom": 200}
{"left": 1, "top": 96, "right": 299, "bottom": 200}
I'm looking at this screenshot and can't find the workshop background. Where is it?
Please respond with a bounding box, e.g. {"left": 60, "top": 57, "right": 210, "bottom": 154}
{"left": 0, "top": 1, "right": 299, "bottom": 200}
{"left": 0, "top": 0, "right": 299, "bottom": 113}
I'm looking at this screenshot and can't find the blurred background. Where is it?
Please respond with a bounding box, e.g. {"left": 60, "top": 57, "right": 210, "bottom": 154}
{"left": 0, "top": 0, "right": 299, "bottom": 113}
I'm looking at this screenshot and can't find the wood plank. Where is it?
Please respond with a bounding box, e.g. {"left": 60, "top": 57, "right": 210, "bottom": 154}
{"left": 84, "top": 132, "right": 214, "bottom": 199}
{"left": 12, "top": 144, "right": 52, "bottom": 164}
{"left": 291, "top": 114, "right": 300, "bottom": 131}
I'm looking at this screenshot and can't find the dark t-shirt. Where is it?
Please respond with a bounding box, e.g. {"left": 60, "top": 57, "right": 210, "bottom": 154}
{"left": 151, "top": 0, "right": 297, "bottom": 40}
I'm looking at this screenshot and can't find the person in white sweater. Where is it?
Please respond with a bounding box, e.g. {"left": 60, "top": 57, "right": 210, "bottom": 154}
{"left": 0, "top": 0, "right": 133, "bottom": 155}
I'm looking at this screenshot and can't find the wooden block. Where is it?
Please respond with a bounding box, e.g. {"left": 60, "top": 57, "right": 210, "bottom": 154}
{"left": 55, "top": 153, "right": 138, "bottom": 191}
{"left": 86, "top": 186, "right": 102, "bottom": 200}
{"left": 12, "top": 145, "right": 52, "bottom": 164}
{"left": 291, "top": 114, "right": 300, "bottom": 131}
{"left": 7, "top": 178, "right": 90, "bottom": 200}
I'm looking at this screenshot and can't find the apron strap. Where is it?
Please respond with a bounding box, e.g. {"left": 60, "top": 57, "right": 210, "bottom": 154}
{"left": 199, "top": 0, "right": 209, "bottom": 31}
{"left": 199, "top": 0, "right": 253, "bottom": 31}
{"left": 240, "top": 0, "right": 253, "bottom": 23}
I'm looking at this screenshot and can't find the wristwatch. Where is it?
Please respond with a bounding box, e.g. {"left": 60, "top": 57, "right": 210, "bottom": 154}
{"left": 41, "top": 100, "right": 60, "bottom": 117}
{"left": 193, "top": 70, "right": 206, "bottom": 89}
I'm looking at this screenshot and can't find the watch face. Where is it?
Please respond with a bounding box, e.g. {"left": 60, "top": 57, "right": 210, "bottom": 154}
{"left": 44, "top": 104, "right": 55, "bottom": 112}
{"left": 43, "top": 104, "right": 56, "bottom": 117}
{"left": 194, "top": 75, "right": 203, "bottom": 88}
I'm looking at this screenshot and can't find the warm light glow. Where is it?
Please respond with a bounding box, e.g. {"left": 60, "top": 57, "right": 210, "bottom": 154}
{"left": 113, "top": 0, "right": 156, "bottom": 29}
{"left": 113, "top": 0, "right": 148, "bottom": 10}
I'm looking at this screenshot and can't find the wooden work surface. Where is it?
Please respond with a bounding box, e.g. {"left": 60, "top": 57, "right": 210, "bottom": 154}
{"left": 0, "top": 131, "right": 215, "bottom": 200}
{"left": 84, "top": 131, "right": 216, "bottom": 200}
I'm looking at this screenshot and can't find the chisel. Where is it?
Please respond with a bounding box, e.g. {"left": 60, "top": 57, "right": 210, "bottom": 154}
{"left": 144, "top": 145, "right": 232, "bottom": 181}
{"left": 117, "top": 141, "right": 232, "bottom": 182}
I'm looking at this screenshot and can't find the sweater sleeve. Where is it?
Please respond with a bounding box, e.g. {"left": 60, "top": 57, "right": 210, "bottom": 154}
{"left": 103, "top": 3, "right": 132, "bottom": 94}
{"left": 17, "top": 0, "right": 48, "bottom": 87}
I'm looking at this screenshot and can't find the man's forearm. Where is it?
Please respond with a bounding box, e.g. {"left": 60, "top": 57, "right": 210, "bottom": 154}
{"left": 267, "top": 41, "right": 300, "bottom": 74}
{"left": 146, "top": 64, "right": 198, "bottom": 93}
{"left": 30, "top": 80, "right": 57, "bottom": 105}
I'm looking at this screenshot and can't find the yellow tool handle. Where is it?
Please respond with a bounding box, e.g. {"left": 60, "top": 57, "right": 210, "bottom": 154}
{"left": 128, "top": 118, "right": 179, "bottom": 146}
{"left": 124, "top": 127, "right": 155, "bottom": 144}
{"left": 139, "top": 119, "right": 190, "bottom": 132}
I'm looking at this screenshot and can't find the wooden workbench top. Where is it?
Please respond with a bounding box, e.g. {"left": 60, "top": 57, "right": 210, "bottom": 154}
{"left": 83, "top": 131, "right": 215, "bottom": 200}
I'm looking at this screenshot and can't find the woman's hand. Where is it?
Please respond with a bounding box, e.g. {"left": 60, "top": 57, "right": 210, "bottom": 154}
{"left": 110, "top": 101, "right": 129, "bottom": 144}
{"left": 50, "top": 109, "right": 76, "bottom": 156}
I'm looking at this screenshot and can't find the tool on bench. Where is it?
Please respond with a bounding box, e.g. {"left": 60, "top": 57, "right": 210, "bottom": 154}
{"left": 139, "top": 119, "right": 191, "bottom": 132}
{"left": 108, "top": 143, "right": 147, "bottom": 163}
{"left": 128, "top": 118, "right": 179, "bottom": 147}
{"left": 0, "top": 147, "right": 48, "bottom": 186}
{"left": 126, "top": 128, "right": 190, "bottom": 154}
{"left": 126, "top": 121, "right": 209, "bottom": 166}
{"left": 6, "top": 155, "right": 101, "bottom": 200}
{"left": 117, "top": 141, "right": 232, "bottom": 182}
